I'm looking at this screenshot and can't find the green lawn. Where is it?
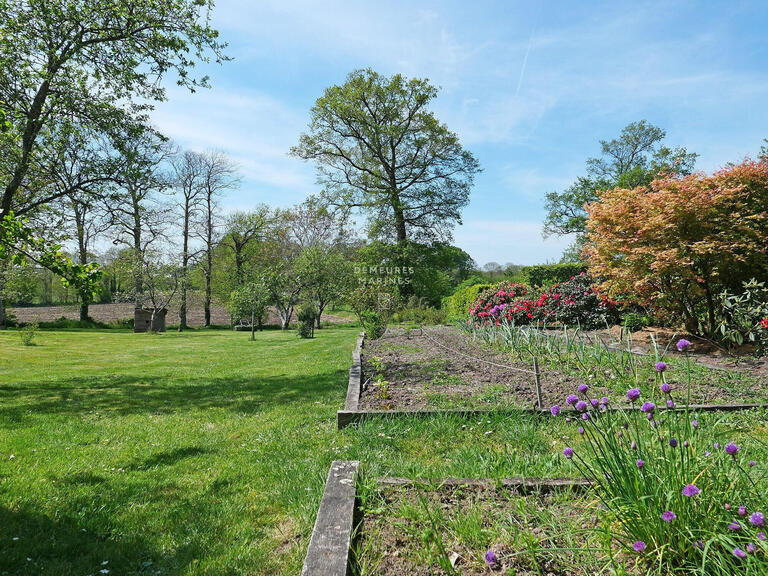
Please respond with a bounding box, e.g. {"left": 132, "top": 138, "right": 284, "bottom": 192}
{"left": 1, "top": 327, "right": 766, "bottom": 575}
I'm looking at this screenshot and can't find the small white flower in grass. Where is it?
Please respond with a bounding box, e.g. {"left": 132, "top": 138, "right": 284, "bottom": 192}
{"left": 9, "top": 454, "right": 14, "bottom": 460}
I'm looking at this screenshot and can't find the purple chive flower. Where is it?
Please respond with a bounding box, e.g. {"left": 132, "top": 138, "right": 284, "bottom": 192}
{"left": 682, "top": 484, "right": 700, "bottom": 497}
{"left": 683, "top": 441, "right": 689, "bottom": 448}
{"left": 550, "top": 405, "right": 560, "bottom": 416}
{"left": 651, "top": 419, "right": 658, "bottom": 428}
{"left": 600, "top": 397, "right": 610, "bottom": 405}
{"left": 633, "top": 541, "right": 647, "bottom": 552}
{"left": 669, "top": 438, "right": 678, "bottom": 448}
{"left": 566, "top": 394, "right": 579, "bottom": 406}
{"left": 631, "top": 441, "right": 638, "bottom": 450}
{"left": 677, "top": 339, "right": 692, "bottom": 352}
{"left": 758, "top": 532, "right": 766, "bottom": 541}
{"left": 575, "top": 400, "right": 588, "bottom": 412}
{"left": 641, "top": 401, "right": 655, "bottom": 414}
{"left": 666, "top": 400, "right": 676, "bottom": 408}
{"left": 749, "top": 460, "right": 756, "bottom": 467}
{"left": 485, "top": 550, "right": 499, "bottom": 568}
{"left": 591, "top": 398, "right": 599, "bottom": 407}
{"left": 692, "top": 419, "right": 699, "bottom": 429}
{"left": 661, "top": 511, "right": 676, "bottom": 522}
{"left": 578, "top": 384, "right": 589, "bottom": 394}
{"left": 738, "top": 506, "right": 747, "bottom": 517}
{"left": 656, "top": 362, "right": 668, "bottom": 373}
{"left": 565, "top": 417, "right": 572, "bottom": 423}
{"left": 705, "top": 451, "right": 711, "bottom": 457}
{"left": 725, "top": 443, "right": 739, "bottom": 456}
{"left": 728, "top": 521, "right": 741, "bottom": 531}
{"left": 636, "top": 459, "right": 644, "bottom": 468}
{"left": 627, "top": 388, "right": 641, "bottom": 402}
{"left": 725, "top": 504, "right": 732, "bottom": 511}
{"left": 578, "top": 427, "right": 585, "bottom": 435}
{"left": 660, "top": 382, "right": 671, "bottom": 393}
{"left": 733, "top": 547, "right": 747, "bottom": 559}
{"left": 747, "top": 543, "right": 756, "bottom": 554}
{"left": 563, "top": 447, "right": 574, "bottom": 459}
{"left": 582, "top": 412, "right": 590, "bottom": 420}
{"left": 750, "top": 512, "right": 765, "bottom": 527}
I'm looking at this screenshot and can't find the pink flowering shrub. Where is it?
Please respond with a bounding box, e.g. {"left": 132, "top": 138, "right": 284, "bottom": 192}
{"left": 469, "top": 273, "right": 620, "bottom": 329}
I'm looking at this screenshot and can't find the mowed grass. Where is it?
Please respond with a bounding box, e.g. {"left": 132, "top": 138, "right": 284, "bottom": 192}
{"left": 1, "top": 327, "right": 767, "bottom": 575}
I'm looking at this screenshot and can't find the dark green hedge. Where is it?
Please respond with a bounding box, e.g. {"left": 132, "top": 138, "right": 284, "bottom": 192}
{"left": 521, "top": 263, "right": 587, "bottom": 288}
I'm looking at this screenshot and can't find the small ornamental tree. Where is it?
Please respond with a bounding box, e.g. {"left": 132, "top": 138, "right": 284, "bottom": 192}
{"left": 228, "top": 281, "right": 269, "bottom": 341}
{"left": 585, "top": 160, "right": 768, "bottom": 335}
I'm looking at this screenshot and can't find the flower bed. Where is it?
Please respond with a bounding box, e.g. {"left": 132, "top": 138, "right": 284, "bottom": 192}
{"left": 551, "top": 350, "right": 768, "bottom": 574}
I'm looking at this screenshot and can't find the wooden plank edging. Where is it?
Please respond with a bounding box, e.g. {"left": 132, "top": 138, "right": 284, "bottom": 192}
{"left": 344, "top": 332, "right": 365, "bottom": 411}
{"left": 337, "top": 403, "right": 768, "bottom": 429}
{"left": 301, "top": 460, "right": 360, "bottom": 576}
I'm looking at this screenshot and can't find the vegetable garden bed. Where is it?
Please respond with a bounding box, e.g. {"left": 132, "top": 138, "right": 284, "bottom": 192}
{"left": 352, "top": 325, "right": 768, "bottom": 414}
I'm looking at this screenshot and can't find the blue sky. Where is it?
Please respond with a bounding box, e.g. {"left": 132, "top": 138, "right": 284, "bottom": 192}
{"left": 150, "top": 0, "right": 768, "bottom": 266}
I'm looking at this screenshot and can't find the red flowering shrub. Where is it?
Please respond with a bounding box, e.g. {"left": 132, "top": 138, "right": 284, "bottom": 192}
{"left": 469, "top": 274, "right": 621, "bottom": 329}
{"left": 468, "top": 282, "right": 530, "bottom": 324}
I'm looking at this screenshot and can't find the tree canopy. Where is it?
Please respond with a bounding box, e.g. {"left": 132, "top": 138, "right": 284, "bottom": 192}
{"left": 291, "top": 68, "right": 480, "bottom": 245}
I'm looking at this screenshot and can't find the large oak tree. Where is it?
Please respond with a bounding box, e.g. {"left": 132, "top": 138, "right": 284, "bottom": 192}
{"left": 291, "top": 69, "right": 479, "bottom": 246}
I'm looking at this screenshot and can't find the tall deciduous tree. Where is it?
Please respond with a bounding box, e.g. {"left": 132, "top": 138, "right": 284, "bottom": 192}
{"left": 0, "top": 0, "right": 226, "bottom": 218}
{"left": 544, "top": 120, "right": 698, "bottom": 258}
{"left": 171, "top": 150, "right": 204, "bottom": 330}
{"left": 221, "top": 206, "right": 272, "bottom": 284}
{"left": 291, "top": 69, "right": 479, "bottom": 246}
{"left": 195, "top": 151, "right": 240, "bottom": 327}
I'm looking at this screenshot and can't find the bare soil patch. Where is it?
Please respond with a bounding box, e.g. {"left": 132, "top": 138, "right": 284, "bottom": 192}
{"left": 358, "top": 325, "right": 766, "bottom": 411}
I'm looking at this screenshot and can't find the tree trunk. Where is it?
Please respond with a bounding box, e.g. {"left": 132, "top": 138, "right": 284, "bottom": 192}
{"left": 0, "top": 295, "right": 5, "bottom": 329}
{"left": 179, "top": 201, "right": 190, "bottom": 331}
{"left": 315, "top": 301, "right": 326, "bottom": 329}
{"left": 250, "top": 305, "right": 255, "bottom": 341}
{"left": 204, "top": 266, "right": 212, "bottom": 327}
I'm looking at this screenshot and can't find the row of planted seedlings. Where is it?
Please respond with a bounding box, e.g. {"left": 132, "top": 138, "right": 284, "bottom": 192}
{"left": 462, "top": 319, "right": 765, "bottom": 405}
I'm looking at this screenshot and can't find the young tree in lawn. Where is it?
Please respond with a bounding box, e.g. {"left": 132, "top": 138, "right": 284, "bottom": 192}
{"left": 138, "top": 253, "right": 180, "bottom": 332}
{"left": 108, "top": 129, "right": 173, "bottom": 307}
{"left": 228, "top": 280, "right": 269, "bottom": 341}
{"left": 0, "top": 0, "right": 226, "bottom": 219}
{"left": 171, "top": 150, "right": 205, "bottom": 331}
{"left": 585, "top": 159, "right": 768, "bottom": 335}
{"left": 296, "top": 246, "right": 354, "bottom": 328}
{"left": 544, "top": 120, "right": 698, "bottom": 259}
{"left": 290, "top": 69, "right": 479, "bottom": 260}
{"left": 195, "top": 151, "right": 240, "bottom": 327}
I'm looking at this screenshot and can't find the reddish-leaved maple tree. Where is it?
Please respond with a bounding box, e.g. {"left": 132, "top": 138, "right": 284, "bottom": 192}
{"left": 584, "top": 159, "right": 768, "bottom": 335}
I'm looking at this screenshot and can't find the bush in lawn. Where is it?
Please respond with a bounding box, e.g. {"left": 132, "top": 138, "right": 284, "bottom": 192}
{"left": 521, "top": 263, "right": 588, "bottom": 288}
{"left": 19, "top": 322, "right": 38, "bottom": 346}
{"left": 717, "top": 279, "right": 768, "bottom": 355}
{"left": 468, "top": 282, "right": 530, "bottom": 324}
{"left": 586, "top": 159, "right": 768, "bottom": 336}
{"left": 297, "top": 304, "right": 318, "bottom": 338}
{"left": 551, "top": 345, "right": 768, "bottom": 574}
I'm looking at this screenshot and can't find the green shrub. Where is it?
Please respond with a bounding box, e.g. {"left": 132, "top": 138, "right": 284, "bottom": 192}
{"left": 717, "top": 279, "right": 768, "bottom": 354}
{"left": 360, "top": 309, "right": 388, "bottom": 340}
{"left": 442, "top": 283, "right": 494, "bottom": 320}
{"left": 521, "top": 263, "right": 587, "bottom": 288}
{"left": 297, "top": 304, "right": 318, "bottom": 339}
{"left": 622, "top": 311, "right": 648, "bottom": 333}
{"left": 19, "top": 322, "right": 38, "bottom": 346}
{"left": 393, "top": 307, "right": 447, "bottom": 325}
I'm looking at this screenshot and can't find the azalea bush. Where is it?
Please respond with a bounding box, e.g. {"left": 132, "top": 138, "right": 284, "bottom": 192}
{"left": 717, "top": 279, "right": 768, "bottom": 355}
{"left": 468, "top": 273, "right": 619, "bottom": 329}
{"left": 551, "top": 341, "right": 768, "bottom": 574}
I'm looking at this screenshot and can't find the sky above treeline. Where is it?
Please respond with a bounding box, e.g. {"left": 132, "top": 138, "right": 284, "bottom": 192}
{"left": 150, "top": 0, "right": 768, "bottom": 266}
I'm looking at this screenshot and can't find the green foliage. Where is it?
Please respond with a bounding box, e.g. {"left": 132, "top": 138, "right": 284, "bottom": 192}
{"left": 441, "top": 282, "right": 494, "bottom": 320}
{"left": 544, "top": 120, "right": 697, "bottom": 249}
{"left": 297, "top": 303, "right": 318, "bottom": 338}
{"left": 291, "top": 68, "right": 479, "bottom": 244}
{"left": 228, "top": 281, "right": 269, "bottom": 329}
{"left": 622, "top": 312, "right": 648, "bottom": 333}
{"left": 392, "top": 307, "right": 447, "bottom": 325}
{"left": 359, "top": 309, "right": 388, "bottom": 340}
{"left": 18, "top": 321, "right": 38, "bottom": 345}
{"left": 521, "top": 263, "right": 588, "bottom": 288}
{"left": 717, "top": 279, "right": 768, "bottom": 354}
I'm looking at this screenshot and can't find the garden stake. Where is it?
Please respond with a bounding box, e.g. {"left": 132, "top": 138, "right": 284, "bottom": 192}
{"left": 533, "top": 356, "right": 543, "bottom": 410}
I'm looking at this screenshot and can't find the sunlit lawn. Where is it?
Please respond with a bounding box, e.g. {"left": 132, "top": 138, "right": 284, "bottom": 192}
{"left": 1, "top": 326, "right": 766, "bottom": 575}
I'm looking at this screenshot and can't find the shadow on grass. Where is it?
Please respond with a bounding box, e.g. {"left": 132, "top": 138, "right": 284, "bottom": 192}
{"left": 0, "top": 506, "right": 188, "bottom": 576}
{"left": 0, "top": 369, "right": 348, "bottom": 424}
